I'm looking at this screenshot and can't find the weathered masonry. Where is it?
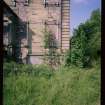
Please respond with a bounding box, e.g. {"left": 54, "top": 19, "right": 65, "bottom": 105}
{"left": 3, "top": 0, "right": 70, "bottom": 64}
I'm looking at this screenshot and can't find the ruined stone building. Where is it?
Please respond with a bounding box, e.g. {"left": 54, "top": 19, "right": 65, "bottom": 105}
{"left": 3, "top": 0, "right": 70, "bottom": 64}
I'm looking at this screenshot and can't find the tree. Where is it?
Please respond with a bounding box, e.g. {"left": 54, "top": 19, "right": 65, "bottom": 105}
{"left": 66, "top": 8, "right": 101, "bottom": 68}
{"left": 43, "top": 29, "right": 60, "bottom": 69}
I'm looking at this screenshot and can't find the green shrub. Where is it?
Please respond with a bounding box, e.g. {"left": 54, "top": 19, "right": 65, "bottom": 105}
{"left": 3, "top": 62, "right": 54, "bottom": 79}
{"left": 3, "top": 61, "right": 16, "bottom": 77}
{"left": 66, "top": 9, "right": 101, "bottom": 68}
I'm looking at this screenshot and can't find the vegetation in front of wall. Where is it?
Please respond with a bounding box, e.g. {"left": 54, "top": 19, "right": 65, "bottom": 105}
{"left": 43, "top": 29, "right": 60, "bottom": 68}
{"left": 3, "top": 62, "right": 100, "bottom": 105}
{"left": 66, "top": 9, "right": 101, "bottom": 68}
{"left": 3, "top": 62, "right": 54, "bottom": 78}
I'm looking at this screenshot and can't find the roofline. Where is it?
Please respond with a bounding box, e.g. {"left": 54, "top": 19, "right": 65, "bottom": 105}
{"left": 3, "top": 1, "right": 20, "bottom": 20}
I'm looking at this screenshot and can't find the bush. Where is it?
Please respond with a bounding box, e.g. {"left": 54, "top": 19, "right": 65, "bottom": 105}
{"left": 3, "top": 62, "right": 54, "bottom": 79}
{"left": 3, "top": 61, "right": 16, "bottom": 77}
{"left": 66, "top": 9, "right": 101, "bottom": 68}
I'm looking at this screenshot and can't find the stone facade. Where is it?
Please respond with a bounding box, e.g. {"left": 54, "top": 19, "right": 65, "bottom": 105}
{"left": 3, "top": 0, "right": 70, "bottom": 64}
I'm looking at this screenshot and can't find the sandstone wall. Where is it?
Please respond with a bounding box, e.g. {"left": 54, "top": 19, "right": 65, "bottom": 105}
{"left": 4, "top": 0, "right": 70, "bottom": 64}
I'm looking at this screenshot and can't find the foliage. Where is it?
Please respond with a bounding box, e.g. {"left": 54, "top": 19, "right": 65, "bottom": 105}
{"left": 3, "top": 62, "right": 54, "bottom": 79}
{"left": 43, "top": 29, "right": 60, "bottom": 68}
{"left": 43, "top": 29, "right": 58, "bottom": 49}
{"left": 3, "top": 61, "right": 16, "bottom": 77}
{"left": 66, "top": 9, "right": 101, "bottom": 68}
{"left": 3, "top": 63, "right": 100, "bottom": 105}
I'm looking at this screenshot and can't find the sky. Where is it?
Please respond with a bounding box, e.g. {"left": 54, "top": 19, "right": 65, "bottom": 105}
{"left": 70, "top": 0, "right": 101, "bottom": 36}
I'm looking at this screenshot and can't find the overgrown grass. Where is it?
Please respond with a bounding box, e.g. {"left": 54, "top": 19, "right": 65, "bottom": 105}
{"left": 3, "top": 62, "right": 100, "bottom": 105}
